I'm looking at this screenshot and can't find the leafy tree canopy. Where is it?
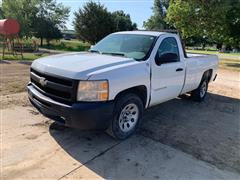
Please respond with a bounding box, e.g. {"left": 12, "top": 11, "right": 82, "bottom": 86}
{"left": 166, "top": 0, "right": 240, "bottom": 48}
{"left": 74, "top": 2, "right": 114, "bottom": 44}
{"left": 74, "top": 1, "right": 137, "bottom": 44}
{"left": 143, "top": 0, "right": 170, "bottom": 30}
{"left": 112, "top": 10, "right": 137, "bottom": 32}
{"left": 2, "top": 0, "right": 39, "bottom": 37}
{"left": 2, "top": 0, "right": 69, "bottom": 45}
{"left": 0, "top": 7, "right": 4, "bottom": 19}
{"left": 34, "top": 0, "right": 69, "bottom": 45}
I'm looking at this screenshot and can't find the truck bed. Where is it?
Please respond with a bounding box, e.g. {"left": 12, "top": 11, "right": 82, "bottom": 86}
{"left": 187, "top": 53, "right": 217, "bottom": 58}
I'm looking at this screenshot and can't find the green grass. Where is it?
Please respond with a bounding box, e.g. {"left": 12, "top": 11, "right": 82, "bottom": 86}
{"left": 0, "top": 39, "right": 90, "bottom": 61}
{"left": 42, "top": 40, "right": 91, "bottom": 52}
{"left": 187, "top": 49, "right": 240, "bottom": 71}
{"left": 1, "top": 52, "right": 49, "bottom": 61}
{"left": 186, "top": 49, "right": 240, "bottom": 56}
{"left": 219, "top": 58, "right": 240, "bottom": 71}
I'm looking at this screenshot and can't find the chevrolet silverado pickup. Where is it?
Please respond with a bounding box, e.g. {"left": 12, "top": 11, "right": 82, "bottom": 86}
{"left": 27, "top": 31, "right": 218, "bottom": 139}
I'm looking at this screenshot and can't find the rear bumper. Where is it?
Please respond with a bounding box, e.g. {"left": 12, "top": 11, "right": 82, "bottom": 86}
{"left": 27, "top": 84, "right": 114, "bottom": 130}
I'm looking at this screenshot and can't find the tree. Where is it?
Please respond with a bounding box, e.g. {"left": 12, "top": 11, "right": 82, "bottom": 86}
{"left": 2, "top": 0, "right": 69, "bottom": 44}
{"left": 34, "top": 0, "right": 70, "bottom": 46}
{"left": 74, "top": 1, "right": 114, "bottom": 44}
{"left": 112, "top": 10, "right": 137, "bottom": 32}
{"left": 222, "top": 0, "right": 240, "bottom": 49}
{"left": 166, "top": 0, "right": 240, "bottom": 49}
{"left": 0, "top": 7, "right": 4, "bottom": 19}
{"left": 143, "top": 0, "right": 170, "bottom": 30}
{"left": 34, "top": 18, "right": 62, "bottom": 46}
{"left": 2, "top": 0, "right": 39, "bottom": 37}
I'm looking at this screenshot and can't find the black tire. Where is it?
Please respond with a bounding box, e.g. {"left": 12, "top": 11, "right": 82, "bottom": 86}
{"left": 191, "top": 76, "right": 209, "bottom": 102}
{"left": 106, "top": 93, "right": 143, "bottom": 140}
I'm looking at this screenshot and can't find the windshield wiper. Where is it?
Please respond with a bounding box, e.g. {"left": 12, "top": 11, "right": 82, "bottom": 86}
{"left": 89, "top": 49, "right": 102, "bottom": 54}
{"left": 102, "top": 52, "right": 126, "bottom": 57}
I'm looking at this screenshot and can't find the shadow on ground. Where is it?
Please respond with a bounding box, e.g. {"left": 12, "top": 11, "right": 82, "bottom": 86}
{"left": 141, "top": 93, "right": 240, "bottom": 173}
{"left": 49, "top": 92, "right": 240, "bottom": 177}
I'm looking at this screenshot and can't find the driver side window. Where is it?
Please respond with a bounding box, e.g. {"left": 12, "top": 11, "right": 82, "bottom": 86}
{"left": 155, "top": 37, "right": 180, "bottom": 65}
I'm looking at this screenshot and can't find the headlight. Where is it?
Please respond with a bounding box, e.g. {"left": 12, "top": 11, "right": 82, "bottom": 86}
{"left": 77, "top": 80, "right": 109, "bottom": 101}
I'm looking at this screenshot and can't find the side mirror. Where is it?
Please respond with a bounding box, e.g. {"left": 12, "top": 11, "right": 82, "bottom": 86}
{"left": 155, "top": 53, "right": 179, "bottom": 65}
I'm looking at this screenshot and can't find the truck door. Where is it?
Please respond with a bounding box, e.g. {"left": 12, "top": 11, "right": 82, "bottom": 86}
{"left": 150, "top": 36, "right": 185, "bottom": 106}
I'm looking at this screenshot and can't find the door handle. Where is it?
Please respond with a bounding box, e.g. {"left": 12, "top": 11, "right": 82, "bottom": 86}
{"left": 176, "top": 68, "right": 183, "bottom": 72}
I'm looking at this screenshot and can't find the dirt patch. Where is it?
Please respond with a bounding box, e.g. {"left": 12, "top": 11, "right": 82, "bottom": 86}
{"left": 1, "top": 92, "right": 30, "bottom": 109}
{"left": 25, "top": 134, "right": 39, "bottom": 140}
{"left": 0, "top": 61, "right": 31, "bottom": 96}
{"left": 0, "top": 61, "right": 32, "bottom": 109}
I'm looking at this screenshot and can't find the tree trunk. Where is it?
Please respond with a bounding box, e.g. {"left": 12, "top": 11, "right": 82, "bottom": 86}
{"left": 47, "top": 39, "right": 50, "bottom": 46}
{"left": 216, "top": 43, "right": 222, "bottom": 51}
{"left": 221, "top": 45, "right": 226, "bottom": 53}
{"left": 40, "top": 37, "right": 43, "bottom": 47}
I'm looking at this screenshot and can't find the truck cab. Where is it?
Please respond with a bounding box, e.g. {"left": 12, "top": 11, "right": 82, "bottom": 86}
{"left": 28, "top": 31, "right": 218, "bottom": 139}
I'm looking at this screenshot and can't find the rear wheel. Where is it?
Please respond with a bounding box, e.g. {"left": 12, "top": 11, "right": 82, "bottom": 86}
{"left": 191, "top": 77, "right": 208, "bottom": 102}
{"left": 107, "top": 93, "right": 143, "bottom": 140}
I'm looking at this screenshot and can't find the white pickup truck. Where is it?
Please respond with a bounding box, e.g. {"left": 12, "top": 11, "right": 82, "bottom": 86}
{"left": 28, "top": 31, "right": 218, "bottom": 139}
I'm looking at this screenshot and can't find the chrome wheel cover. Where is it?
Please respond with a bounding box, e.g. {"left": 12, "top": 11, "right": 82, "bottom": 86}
{"left": 119, "top": 103, "right": 139, "bottom": 132}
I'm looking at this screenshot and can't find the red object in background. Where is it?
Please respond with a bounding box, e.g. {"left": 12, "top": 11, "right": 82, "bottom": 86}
{"left": 0, "top": 19, "right": 20, "bottom": 35}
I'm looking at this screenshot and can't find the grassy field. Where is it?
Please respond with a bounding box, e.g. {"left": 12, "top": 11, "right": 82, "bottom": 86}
{"left": 0, "top": 52, "right": 49, "bottom": 61}
{"left": 0, "top": 39, "right": 90, "bottom": 61}
{"left": 186, "top": 49, "right": 240, "bottom": 71}
{"left": 218, "top": 58, "right": 240, "bottom": 71}
{"left": 41, "top": 39, "right": 90, "bottom": 52}
{"left": 186, "top": 49, "right": 240, "bottom": 56}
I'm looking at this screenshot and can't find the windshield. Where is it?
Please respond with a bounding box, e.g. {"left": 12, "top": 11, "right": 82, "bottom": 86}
{"left": 90, "top": 34, "right": 157, "bottom": 60}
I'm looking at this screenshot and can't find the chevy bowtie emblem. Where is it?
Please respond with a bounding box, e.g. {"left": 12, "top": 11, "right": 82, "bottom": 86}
{"left": 39, "top": 77, "right": 47, "bottom": 86}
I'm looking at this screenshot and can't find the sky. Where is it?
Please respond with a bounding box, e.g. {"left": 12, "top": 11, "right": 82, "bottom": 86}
{"left": 57, "top": 0, "right": 154, "bottom": 30}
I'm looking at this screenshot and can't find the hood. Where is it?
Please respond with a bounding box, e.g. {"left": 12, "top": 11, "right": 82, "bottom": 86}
{"left": 31, "top": 52, "right": 138, "bottom": 80}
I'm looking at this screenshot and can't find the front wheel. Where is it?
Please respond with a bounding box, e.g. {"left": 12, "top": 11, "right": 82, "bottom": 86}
{"left": 107, "top": 93, "right": 143, "bottom": 140}
{"left": 191, "top": 78, "right": 208, "bottom": 102}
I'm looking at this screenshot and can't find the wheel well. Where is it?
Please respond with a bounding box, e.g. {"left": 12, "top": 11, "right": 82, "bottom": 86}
{"left": 203, "top": 69, "right": 213, "bottom": 82}
{"left": 114, "top": 86, "right": 148, "bottom": 107}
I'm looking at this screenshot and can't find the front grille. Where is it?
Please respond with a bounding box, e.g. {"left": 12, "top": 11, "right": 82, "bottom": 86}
{"left": 30, "top": 68, "right": 77, "bottom": 104}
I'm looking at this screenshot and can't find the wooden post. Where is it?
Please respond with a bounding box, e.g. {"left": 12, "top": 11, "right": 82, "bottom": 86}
{"left": 0, "top": 34, "right": 23, "bottom": 60}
